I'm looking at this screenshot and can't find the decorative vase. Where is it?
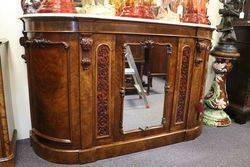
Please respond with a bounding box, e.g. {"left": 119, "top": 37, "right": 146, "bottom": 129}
{"left": 182, "top": 0, "right": 210, "bottom": 24}
{"left": 120, "top": 0, "right": 137, "bottom": 17}
{"left": 37, "top": 0, "right": 76, "bottom": 13}
{"left": 120, "top": 0, "right": 155, "bottom": 19}
{"left": 137, "top": 0, "right": 155, "bottom": 19}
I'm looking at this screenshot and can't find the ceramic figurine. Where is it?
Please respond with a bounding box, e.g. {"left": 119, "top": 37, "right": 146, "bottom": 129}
{"left": 204, "top": 59, "right": 233, "bottom": 126}
{"left": 21, "top": 0, "right": 43, "bottom": 14}
{"left": 77, "top": 0, "right": 115, "bottom": 15}
{"left": 156, "top": 0, "right": 180, "bottom": 22}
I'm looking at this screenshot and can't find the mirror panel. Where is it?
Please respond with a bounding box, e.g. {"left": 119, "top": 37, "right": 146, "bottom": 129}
{"left": 122, "top": 42, "right": 171, "bottom": 132}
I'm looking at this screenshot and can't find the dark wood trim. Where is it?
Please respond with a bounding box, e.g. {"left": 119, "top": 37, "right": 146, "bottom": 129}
{"left": 31, "top": 126, "right": 201, "bottom": 164}
{"left": 32, "top": 129, "right": 72, "bottom": 144}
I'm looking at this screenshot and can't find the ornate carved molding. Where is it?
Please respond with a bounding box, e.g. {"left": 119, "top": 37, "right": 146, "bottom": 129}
{"left": 19, "top": 36, "right": 28, "bottom": 63}
{"left": 26, "top": 39, "right": 69, "bottom": 49}
{"left": 176, "top": 45, "right": 191, "bottom": 122}
{"left": 140, "top": 39, "right": 155, "bottom": 49}
{"left": 120, "top": 87, "right": 125, "bottom": 97}
{"left": 80, "top": 37, "right": 93, "bottom": 70}
{"left": 195, "top": 40, "right": 211, "bottom": 66}
{"left": 80, "top": 37, "right": 93, "bottom": 51}
{"left": 20, "top": 37, "right": 69, "bottom": 63}
{"left": 96, "top": 44, "right": 110, "bottom": 137}
{"left": 164, "top": 82, "right": 171, "bottom": 93}
{"left": 165, "top": 44, "right": 173, "bottom": 56}
{"left": 21, "top": 54, "right": 28, "bottom": 63}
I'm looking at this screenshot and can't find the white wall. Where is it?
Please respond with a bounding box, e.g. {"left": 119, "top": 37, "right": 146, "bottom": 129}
{"left": 0, "top": 0, "right": 222, "bottom": 140}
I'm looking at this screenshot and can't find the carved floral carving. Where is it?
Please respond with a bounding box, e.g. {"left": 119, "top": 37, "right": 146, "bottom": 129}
{"left": 176, "top": 46, "right": 191, "bottom": 122}
{"left": 97, "top": 44, "right": 110, "bottom": 137}
{"left": 20, "top": 37, "right": 69, "bottom": 63}
{"left": 80, "top": 37, "right": 93, "bottom": 70}
{"left": 80, "top": 37, "right": 93, "bottom": 51}
{"left": 140, "top": 39, "right": 155, "bottom": 48}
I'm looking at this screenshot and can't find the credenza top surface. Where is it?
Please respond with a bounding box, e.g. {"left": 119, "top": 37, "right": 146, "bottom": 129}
{"left": 21, "top": 13, "right": 215, "bottom": 29}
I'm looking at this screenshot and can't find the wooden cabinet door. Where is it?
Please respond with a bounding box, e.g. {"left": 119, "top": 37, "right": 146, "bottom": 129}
{"left": 113, "top": 35, "right": 178, "bottom": 140}
{"left": 26, "top": 33, "right": 80, "bottom": 149}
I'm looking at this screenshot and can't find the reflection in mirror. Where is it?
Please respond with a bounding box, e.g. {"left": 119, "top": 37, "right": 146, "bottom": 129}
{"left": 122, "top": 43, "right": 169, "bottom": 132}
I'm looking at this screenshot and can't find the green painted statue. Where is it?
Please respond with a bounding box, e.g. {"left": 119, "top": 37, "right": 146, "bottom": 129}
{"left": 204, "top": 59, "right": 233, "bottom": 126}
{"left": 203, "top": 0, "right": 245, "bottom": 127}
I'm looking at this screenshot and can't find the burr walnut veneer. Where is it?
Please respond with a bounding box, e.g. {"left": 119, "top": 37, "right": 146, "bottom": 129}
{"left": 20, "top": 14, "right": 213, "bottom": 164}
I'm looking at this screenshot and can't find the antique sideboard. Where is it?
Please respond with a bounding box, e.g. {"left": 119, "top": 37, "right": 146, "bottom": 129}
{"left": 20, "top": 14, "right": 213, "bottom": 164}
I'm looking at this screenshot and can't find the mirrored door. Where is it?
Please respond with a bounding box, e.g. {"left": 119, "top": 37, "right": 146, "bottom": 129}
{"left": 122, "top": 40, "right": 172, "bottom": 133}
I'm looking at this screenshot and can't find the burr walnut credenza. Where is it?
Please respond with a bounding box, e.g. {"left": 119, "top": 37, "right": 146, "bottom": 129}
{"left": 20, "top": 14, "right": 213, "bottom": 164}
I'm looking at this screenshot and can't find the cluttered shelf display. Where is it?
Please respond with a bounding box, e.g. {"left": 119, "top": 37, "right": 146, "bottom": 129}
{"left": 21, "top": 0, "right": 210, "bottom": 24}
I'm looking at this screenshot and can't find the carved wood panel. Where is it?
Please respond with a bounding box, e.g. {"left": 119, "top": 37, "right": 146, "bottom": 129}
{"left": 80, "top": 36, "right": 93, "bottom": 70}
{"left": 176, "top": 45, "right": 191, "bottom": 123}
{"left": 96, "top": 44, "right": 111, "bottom": 138}
{"left": 27, "top": 38, "right": 75, "bottom": 144}
{"left": 186, "top": 39, "right": 211, "bottom": 129}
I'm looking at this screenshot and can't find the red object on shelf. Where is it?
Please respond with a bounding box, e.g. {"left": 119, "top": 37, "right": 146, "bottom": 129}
{"left": 120, "top": 0, "right": 137, "bottom": 17}
{"left": 138, "top": 0, "right": 154, "bottom": 19}
{"left": 120, "top": 0, "right": 154, "bottom": 19}
{"left": 181, "top": 0, "right": 210, "bottom": 25}
{"left": 37, "top": 0, "right": 76, "bottom": 13}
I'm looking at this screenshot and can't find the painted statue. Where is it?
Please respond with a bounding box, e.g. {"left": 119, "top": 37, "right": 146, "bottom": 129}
{"left": 204, "top": 0, "right": 245, "bottom": 126}
{"left": 204, "top": 59, "right": 233, "bottom": 126}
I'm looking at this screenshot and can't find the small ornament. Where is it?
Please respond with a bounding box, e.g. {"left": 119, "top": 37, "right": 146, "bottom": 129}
{"left": 239, "top": 11, "right": 245, "bottom": 19}
{"left": 177, "top": 4, "right": 184, "bottom": 17}
{"left": 156, "top": 0, "right": 180, "bottom": 22}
